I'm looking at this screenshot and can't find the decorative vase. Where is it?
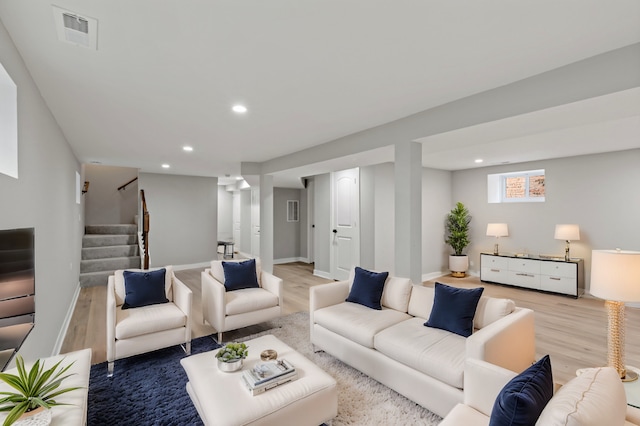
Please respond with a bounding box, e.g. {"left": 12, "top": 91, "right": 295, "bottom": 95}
{"left": 217, "top": 358, "right": 243, "bottom": 372}
{"left": 14, "top": 407, "right": 52, "bottom": 426}
{"left": 449, "top": 255, "right": 469, "bottom": 278}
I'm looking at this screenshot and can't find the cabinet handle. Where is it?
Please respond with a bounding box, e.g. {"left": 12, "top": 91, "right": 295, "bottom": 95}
{"left": 516, "top": 273, "right": 534, "bottom": 278}
{"left": 550, "top": 277, "right": 561, "bottom": 281}
{"left": 490, "top": 269, "right": 500, "bottom": 272}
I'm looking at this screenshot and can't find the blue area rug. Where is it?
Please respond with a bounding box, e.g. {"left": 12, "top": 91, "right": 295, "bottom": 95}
{"left": 88, "top": 336, "right": 220, "bottom": 425}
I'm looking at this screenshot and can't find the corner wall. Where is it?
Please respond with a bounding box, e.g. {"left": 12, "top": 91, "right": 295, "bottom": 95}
{"left": 0, "top": 21, "right": 83, "bottom": 362}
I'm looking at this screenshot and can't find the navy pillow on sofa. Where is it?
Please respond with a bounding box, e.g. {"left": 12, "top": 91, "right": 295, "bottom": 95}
{"left": 489, "top": 355, "right": 554, "bottom": 426}
{"left": 425, "top": 282, "right": 484, "bottom": 337}
{"left": 222, "top": 259, "right": 260, "bottom": 291}
{"left": 345, "top": 267, "right": 389, "bottom": 310}
{"left": 122, "top": 268, "right": 169, "bottom": 309}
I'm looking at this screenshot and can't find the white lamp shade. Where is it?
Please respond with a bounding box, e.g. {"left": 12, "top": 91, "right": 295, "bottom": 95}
{"left": 554, "top": 224, "right": 580, "bottom": 241}
{"left": 486, "top": 223, "right": 508, "bottom": 237}
{"left": 590, "top": 250, "right": 640, "bottom": 302}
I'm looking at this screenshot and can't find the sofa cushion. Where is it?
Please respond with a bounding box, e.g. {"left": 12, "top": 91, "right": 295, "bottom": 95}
{"left": 407, "top": 285, "right": 434, "bottom": 319}
{"left": 489, "top": 355, "right": 553, "bottom": 426}
{"left": 475, "top": 297, "right": 516, "bottom": 329}
{"left": 114, "top": 266, "right": 174, "bottom": 306}
{"left": 225, "top": 287, "right": 279, "bottom": 316}
{"left": 346, "top": 267, "right": 389, "bottom": 310}
{"left": 426, "top": 283, "right": 484, "bottom": 337}
{"left": 222, "top": 259, "right": 260, "bottom": 291}
{"left": 381, "top": 277, "right": 413, "bottom": 312}
{"left": 314, "top": 302, "right": 411, "bottom": 348}
{"left": 115, "top": 302, "right": 187, "bottom": 340}
{"left": 211, "top": 258, "right": 262, "bottom": 286}
{"left": 122, "top": 268, "right": 169, "bottom": 309}
{"left": 375, "top": 317, "right": 467, "bottom": 388}
{"left": 535, "top": 367, "right": 626, "bottom": 426}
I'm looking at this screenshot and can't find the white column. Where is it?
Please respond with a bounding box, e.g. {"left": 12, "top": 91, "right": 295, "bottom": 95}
{"left": 259, "top": 174, "right": 274, "bottom": 273}
{"left": 394, "top": 141, "right": 422, "bottom": 285}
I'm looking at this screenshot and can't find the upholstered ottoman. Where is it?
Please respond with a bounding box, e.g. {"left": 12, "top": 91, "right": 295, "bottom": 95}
{"left": 181, "top": 334, "right": 337, "bottom": 426}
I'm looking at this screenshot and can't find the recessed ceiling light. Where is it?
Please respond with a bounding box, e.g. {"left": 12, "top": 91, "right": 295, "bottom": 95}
{"left": 232, "top": 104, "right": 247, "bottom": 114}
{"left": 161, "top": 164, "right": 170, "bottom": 169}
{"left": 183, "top": 146, "right": 193, "bottom": 152}
{"left": 474, "top": 159, "right": 483, "bottom": 163}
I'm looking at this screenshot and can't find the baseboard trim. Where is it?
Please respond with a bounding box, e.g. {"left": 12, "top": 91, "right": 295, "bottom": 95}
{"left": 313, "top": 269, "right": 332, "bottom": 280}
{"left": 53, "top": 281, "right": 81, "bottom": 356}
{"left": 274, "top": 257, "right": 310, "bottom": 265}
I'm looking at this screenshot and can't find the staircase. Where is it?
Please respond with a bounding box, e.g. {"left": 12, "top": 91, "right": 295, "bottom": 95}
{"left": 80, "top": 224, "right": 141, "bottom": 287}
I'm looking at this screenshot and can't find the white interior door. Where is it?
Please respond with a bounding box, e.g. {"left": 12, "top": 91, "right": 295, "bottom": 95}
{"left": 330, "top": 168, "right": 360, "bottom": 281}
{"left": 232, "top": 192, "right": 241, "bottom": 249}
{"left": 251, "top": 188, "right": 260, "bottom": 257}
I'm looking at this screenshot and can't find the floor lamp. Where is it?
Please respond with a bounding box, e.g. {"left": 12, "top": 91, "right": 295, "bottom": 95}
{"left": 590, "top": 249, "right": 640, "bottom": 382}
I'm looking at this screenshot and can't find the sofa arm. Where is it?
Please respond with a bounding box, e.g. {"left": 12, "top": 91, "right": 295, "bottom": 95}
{"left": 106, "top": 276, "right": 117, "bottom": 363}
{"left": 261, "top": 271, "right": 284, "bottom": 309}
{"left": 172, "top": 273, "right": 193, "bottom": 341}
{"left": 464, "top": 358, "right": 517, "bottom": 416}
{"left": 201, "top": 269, "right": 226, "bottom": 332}
{"left": 309, "top": 280, "right": 350, "bottom": 312}
{"left": 466, "top": 307, "right": 536, "bottom": 374}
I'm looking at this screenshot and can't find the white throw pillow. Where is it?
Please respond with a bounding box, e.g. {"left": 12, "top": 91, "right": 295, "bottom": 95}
{"left": 536, "top": 367, "right": 626, "bottom": 426}
{"left": 474, "top": 297, "right": 516, "bottom": 329}
{"left": 381, "top": 277, "right": 413, "bottom": 312}
{"left": 407, "top": 285, "right": 435, "bottom": 319}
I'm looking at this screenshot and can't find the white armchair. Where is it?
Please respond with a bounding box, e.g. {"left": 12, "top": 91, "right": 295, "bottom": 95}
{"left": 106, "top": 266, "right": 192, "bottom": 376}
{"left": 201, "top": 258, "right": 283, "bottom": 342}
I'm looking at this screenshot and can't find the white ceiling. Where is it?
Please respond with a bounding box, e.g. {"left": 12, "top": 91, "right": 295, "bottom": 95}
{"left": 1, "top": 1, "right": 639, "bottom": 187}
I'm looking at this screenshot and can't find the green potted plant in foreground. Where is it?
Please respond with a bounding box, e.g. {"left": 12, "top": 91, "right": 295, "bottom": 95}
{"left": 445, "top": 201, "right": 471, "bottom": 278}
{"left": 0, "top": 355, "right": 80, "bottom": 426}
{"left": 215, "top": 342, "right": 248, "bottom": 373}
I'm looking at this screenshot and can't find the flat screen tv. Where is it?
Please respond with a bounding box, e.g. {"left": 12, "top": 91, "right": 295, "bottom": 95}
{"left": 0, "top": 227, "right": 35, "bottom": 371}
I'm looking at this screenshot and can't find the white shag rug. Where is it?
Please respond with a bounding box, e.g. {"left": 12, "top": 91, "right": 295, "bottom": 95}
{"left": 238, "top": 312, "right": 442, "bottom": 426}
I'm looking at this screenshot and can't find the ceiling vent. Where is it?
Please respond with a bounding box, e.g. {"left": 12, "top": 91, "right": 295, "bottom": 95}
{"left": 52, "top": 6, "right": 98, "bottom": 50}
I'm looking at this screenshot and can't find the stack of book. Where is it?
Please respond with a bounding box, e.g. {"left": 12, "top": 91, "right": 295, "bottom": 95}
{"left": 241, "top": 359, "right": 297, "bottom": 396}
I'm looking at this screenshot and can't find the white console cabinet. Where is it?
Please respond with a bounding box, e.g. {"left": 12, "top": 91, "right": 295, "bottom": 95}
{"left": 480, "top": 253, "right": 584, "bottom": 298}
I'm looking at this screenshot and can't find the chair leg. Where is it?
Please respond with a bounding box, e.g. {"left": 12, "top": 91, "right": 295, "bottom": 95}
{"left": 184, "top": 341, "right": 191, "bottom": 356}
{"left": 217, "top": 331, "right": 223, "bottom": 344}
{"left": 107, "top": 362, "right": 114, "bottom": 377}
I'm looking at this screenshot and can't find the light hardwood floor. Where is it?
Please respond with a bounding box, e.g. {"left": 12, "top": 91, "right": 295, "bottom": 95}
{"left": 61, "top": 262, "right": 640, "bottom": 385}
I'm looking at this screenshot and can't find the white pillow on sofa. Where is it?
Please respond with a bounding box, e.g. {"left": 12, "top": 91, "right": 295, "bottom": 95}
{"left": 535, "top": 366, "right": 626, "bottom": 426}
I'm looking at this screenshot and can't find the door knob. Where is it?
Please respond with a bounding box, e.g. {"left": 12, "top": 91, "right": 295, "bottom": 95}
{"left": 332, "top": 229, "right": 337, "bottom": 234}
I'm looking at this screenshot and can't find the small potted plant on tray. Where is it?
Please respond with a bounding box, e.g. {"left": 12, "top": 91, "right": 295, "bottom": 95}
{"left": 215, "top": 342, "right": 248, "bottom": 373}
{"left": 0, "top": 355, "right": 80, "bottom": 426}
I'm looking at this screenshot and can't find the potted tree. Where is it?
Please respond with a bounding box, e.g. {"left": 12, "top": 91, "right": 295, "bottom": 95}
{"left": 0, "top": 355, "right": 80, "bottom": 426}
{"left": 445, "top": 202, "right": 471, "bottom": 278}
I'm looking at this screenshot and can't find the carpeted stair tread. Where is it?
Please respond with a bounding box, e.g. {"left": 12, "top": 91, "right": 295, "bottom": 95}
{"left": 85, "top": 224, "right": 137, "bottom": 235}
{"left": 82, "top": 234, "right": 136, "bottom": 247}
{"left": 82, "top": 245, "right": 139, "bottom": 260}
{"left": 80, "top": 270, "right": 114, "bottom": 287}
{"left": 81, "top": 256, "right": 141, "bottom": 273}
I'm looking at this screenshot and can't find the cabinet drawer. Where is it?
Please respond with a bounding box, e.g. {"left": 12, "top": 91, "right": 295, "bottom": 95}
{"left": 540, "top": 262, "right": 576, "bottom": 279}
{"left": 481, "top": 267, "right": 507, "bottom": 283}
{"left": 508, "top": 258, "right": 541, "bottom": 275}
{"left": 481, "top": 255, "right": 509, "bottom": 270}
{"left": 540, "top": 275, "right": 576, "bottom": 296}
{"left": 507, "top": 270, "right": 540, "bottom": 289}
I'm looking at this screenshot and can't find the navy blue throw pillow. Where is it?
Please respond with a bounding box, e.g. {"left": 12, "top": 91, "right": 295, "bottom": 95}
{"left": 222, "top": 259, "right": 260, "bottom": 291}
{"left": 489, "top": 355, "right": 554, "bottom": 426}
{"left": 425, "top": 282, "right": 484, "bottom": 337}
{"left": 345, "top": 267, "right": 389, "bottom": 310}
{"left": 122, "top": 268, "right": 169, "bottom": 309}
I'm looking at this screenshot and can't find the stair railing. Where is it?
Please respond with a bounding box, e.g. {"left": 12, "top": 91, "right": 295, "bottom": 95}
{"left": 140, "top": 189, "right": 150, "bottom": 269}
{"left": 118, "top": 176, "right": 138, "bottom": 191}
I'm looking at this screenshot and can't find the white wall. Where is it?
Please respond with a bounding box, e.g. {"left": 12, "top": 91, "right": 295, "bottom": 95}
{"left": 359, "top": 166, "right": 376, "bottom": 270}
{"left": 84, "top": 164, "right": 138, "bottom": 225}
{"left": 373, "top": 163, "right": 395, "bottom": 273}
{"left": 239, "top": 189, "right": 252, "bottom": 254}
{"left": 138, "top": 173, "right": 218, "bottom": 267}
{"left": 313, "top": 174, "right": 331, "bottom": 275}
{"left": 0, "top": 21, "right": 83, "bottom": 362}
{"left": 452, "top": 149, "right": 640, "bottom": 292}
{"left": 273, "top": 188, "right": 301, "bottom": 261}
{"left": 217, "top": 186, "right": 233, "bottom": 241}
{"left": 422, "top": 167, "right": 453, "bottom": 276}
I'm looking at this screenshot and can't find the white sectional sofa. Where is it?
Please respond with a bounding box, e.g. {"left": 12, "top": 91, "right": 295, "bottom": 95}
{"left": 309, "top": 276, "right": 536, "bottom": 418}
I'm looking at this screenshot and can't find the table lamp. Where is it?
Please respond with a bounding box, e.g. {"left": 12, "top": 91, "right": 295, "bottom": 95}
{"left": 590, "top": 249, "right": 640, "bottom": 382}
{"left": 555, "top": 224, "right": 580, "bottom": 261}
{"left": 486, "top": 223, "right": 508, "bottom": 255}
